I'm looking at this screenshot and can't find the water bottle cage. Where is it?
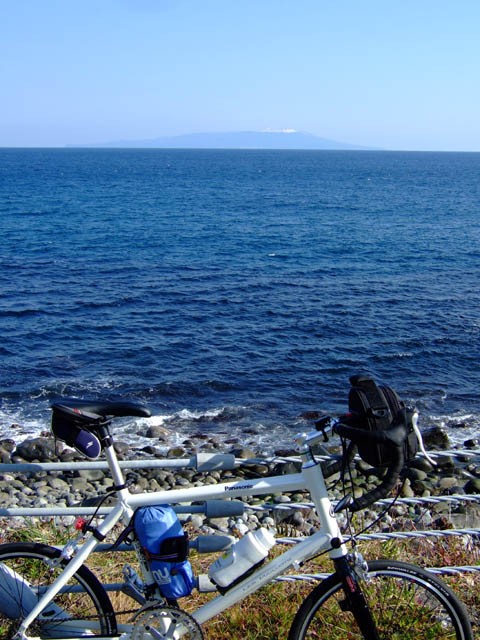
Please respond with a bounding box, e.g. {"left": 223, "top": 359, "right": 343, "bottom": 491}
{"left": 213, "top": 558, "right": 266, "bottom": 595}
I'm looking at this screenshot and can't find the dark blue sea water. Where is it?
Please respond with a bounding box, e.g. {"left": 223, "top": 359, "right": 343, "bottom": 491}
{"left": 1, "top": 148, "right": 479, "bottom": 451}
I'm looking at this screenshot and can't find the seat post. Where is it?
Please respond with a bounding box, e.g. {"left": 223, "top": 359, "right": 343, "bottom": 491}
{"left": 104, "top": 444, "right": 127, "bottom": 489}
{"left": 97, "top": 423, "right": 127, "bottom": 489}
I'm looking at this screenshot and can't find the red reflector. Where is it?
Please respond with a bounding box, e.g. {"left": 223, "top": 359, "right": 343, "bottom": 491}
{"left": 75, "top": 517, "right": 87, "bottom": 531}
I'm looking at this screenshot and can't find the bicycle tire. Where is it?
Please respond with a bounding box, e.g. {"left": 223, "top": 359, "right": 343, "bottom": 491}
{"left": 288, "top": 559, "right": 473, "bottom": 640}
{"left": 0, "top": 541, "right": 117, "bottom": 639}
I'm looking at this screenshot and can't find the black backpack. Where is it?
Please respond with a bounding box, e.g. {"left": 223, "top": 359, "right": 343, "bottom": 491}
{"left": 344, "top": 375, "right": 418, "bottom": 468}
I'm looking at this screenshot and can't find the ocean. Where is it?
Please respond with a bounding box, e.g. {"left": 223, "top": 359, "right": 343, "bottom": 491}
{"left": 1, "top": 148, "right": 479, "bottom": 453}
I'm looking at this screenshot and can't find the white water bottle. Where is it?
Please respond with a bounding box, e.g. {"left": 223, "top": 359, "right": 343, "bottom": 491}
{"left": 208, "top": 528, "right": 276, "bottom": 589}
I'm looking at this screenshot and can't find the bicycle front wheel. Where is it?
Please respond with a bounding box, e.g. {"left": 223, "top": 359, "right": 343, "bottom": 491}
{"left": 288, "top": 559, "right": 472, "bottom": 640}
{"left": 0, "top": 542, "right": 117, "bottom": 639}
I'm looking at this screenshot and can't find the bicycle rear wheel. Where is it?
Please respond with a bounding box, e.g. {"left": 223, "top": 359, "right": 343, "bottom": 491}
{"left": 0, "top": 542, "right": 117, "bottom": 639}
{"left": 288, "top": 559, "right": 472, "bottom": 640}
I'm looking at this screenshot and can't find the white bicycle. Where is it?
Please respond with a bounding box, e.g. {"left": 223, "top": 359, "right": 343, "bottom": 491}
{"left": 0, "top": 395, "right": 473, "bottom": 640}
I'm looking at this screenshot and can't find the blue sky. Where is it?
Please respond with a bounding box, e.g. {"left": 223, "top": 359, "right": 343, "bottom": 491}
{"left": 1, "top": 0, "right": 479, "bottom": 150}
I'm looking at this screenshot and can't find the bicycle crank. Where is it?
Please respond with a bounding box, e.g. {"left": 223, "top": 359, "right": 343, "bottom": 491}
{"left": 131, "top": 605, "right": 204, "bottom": 640}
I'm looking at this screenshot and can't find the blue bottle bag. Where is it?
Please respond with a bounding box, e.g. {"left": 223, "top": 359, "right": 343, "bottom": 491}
{"left": 134, "top": 505, "right": 195, "bottom": 600}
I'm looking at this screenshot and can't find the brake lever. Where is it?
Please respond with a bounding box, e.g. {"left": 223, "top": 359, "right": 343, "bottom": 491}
{"left": 315, "top": 416, "right": 336, "bottom": 442}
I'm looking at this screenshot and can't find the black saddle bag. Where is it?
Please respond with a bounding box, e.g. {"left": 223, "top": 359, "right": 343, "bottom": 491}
{"left": 51, "top": 404, "right": 102, "bottom": 459}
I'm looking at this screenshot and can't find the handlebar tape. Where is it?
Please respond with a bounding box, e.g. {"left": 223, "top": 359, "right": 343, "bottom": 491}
{"left": 348, "top": 446, "right": 405, "bottom": 512}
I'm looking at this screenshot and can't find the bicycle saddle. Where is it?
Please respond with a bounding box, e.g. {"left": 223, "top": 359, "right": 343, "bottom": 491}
{"left": 51, "top": 399, "right": 152, "bottom": 419}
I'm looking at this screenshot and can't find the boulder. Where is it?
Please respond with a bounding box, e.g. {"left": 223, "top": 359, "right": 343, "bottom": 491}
{"left": 14, "top": 437, "right": 57, "bottom": 462}
{"left": 464, "top": 478, "right": 480, "bottom": 494}
{"left": 421, "top": 426, "right": 450, "bottom": 450}
{"left": 144, "top": 425, "right": 169, "bottom": 440}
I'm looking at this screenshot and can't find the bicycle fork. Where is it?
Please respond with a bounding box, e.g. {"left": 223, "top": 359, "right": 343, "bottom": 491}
{"left": 334, "top": 554, "right": 381, "bottom": 640}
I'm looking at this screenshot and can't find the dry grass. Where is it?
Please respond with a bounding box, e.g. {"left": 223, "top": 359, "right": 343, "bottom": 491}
{"left": 1, "top": 519, "right": 479, "bottom": 638}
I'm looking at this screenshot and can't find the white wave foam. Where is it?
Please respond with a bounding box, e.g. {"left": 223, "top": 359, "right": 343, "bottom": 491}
{"left": 1, "top": 401, "right": 478, "bottom": 453}
{"left": 0, "top": 408, "right": 47, "bottom": 442}
{"left": 144, "top": 414, "right": 171, "bottom": 427}
{"left": 175, "top": 407, "right": 225, "bottom": 421}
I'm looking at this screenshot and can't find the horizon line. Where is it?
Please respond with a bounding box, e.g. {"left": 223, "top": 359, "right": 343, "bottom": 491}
{"left": 1, "top": 145, "right": 479, "bottom": 153}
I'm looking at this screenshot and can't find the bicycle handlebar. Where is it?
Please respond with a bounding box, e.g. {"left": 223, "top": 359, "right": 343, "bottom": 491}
{"left": 319, "top": 418, "right": 409, "bottom": 512}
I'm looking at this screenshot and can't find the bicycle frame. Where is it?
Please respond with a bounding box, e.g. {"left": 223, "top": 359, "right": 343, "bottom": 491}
{"left": 15, "top": 430, "right": 349, "bottom": 640}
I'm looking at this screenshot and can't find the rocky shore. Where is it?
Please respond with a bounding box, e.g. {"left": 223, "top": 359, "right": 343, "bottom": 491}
{"left": 0, "top": 422, "right": 479, "bottom": 538}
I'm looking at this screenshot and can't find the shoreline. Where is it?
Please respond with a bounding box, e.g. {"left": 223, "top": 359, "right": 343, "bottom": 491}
{"left": 0, "top": 423, "right": 479, "bottom": 537}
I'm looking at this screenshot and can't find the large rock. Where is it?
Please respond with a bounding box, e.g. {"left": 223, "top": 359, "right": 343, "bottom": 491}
{"left": 144, "top": 425, "right": 170, "bottom": 440}
{"left": 14, "top": 437, "right": 58, "bottom": 462}
{"left": 228, "top": 447, "right": 257, "bottom": 459}
{"left": 464, "top": 478, "right": 480, "bottom": 494}
{"left": 421, "top": 426, "right": 451, "bottom": 450}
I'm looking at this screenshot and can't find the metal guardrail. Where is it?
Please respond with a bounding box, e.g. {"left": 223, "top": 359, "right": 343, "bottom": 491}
{"left": 0, "top": 452, "right": 236, "bottom": 474}
{"left": 1, "top": 450, "right": 479, "bottom": 578}
{"left": 1, "top": 448, "right": 478, "bottom": 517}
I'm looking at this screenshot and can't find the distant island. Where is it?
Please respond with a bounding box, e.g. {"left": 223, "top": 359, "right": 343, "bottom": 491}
{"left": 68, "top": 130, "right": 375, "bottom": 151}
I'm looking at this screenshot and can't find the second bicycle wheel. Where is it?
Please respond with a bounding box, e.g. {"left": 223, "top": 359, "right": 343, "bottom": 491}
{"left": 288, "top": 559, "right": 472, "bottom": 640}
{"left": 0, "top": 541, "right": 117, "bottom": 639}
